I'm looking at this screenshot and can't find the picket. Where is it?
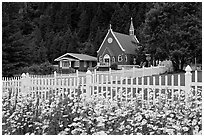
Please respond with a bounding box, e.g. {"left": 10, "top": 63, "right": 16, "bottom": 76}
{"left": 2, "top": 65, "right": 202, "bottom": 105}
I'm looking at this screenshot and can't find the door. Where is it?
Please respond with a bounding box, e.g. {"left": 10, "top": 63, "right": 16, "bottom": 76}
{"left": 103, "top": 54, "right": 110, "bottom": 66}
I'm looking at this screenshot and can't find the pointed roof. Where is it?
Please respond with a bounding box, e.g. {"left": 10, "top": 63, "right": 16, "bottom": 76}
{"left": 130, "top": 17, "right": 134, "bottom": 31}
{"left": 54, "top": 53, "right": 97, "bottom": 61}
{"left": 97, "top": 22, "right": 139, "bottom": 55}
{"left": 113, "top": 31, "right": 139, "bottom": 54}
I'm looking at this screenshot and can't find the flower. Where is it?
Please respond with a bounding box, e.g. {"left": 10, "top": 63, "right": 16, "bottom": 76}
{"left": 182, "top": 127, "right": 189, "bottom": 131}
{"left": 194, "top": 125, "right": 199, "bottom": 131}
{"left": 93, "top": 131, "right": 107, "bottom": 135}
{"left": 192, "top": 119, "right": 197, "bottom": 126}
{"left": 141, "top": 119, "right": 147, "bottom": 125}
{"left": 177, "top": 132, "right": 181, "bottom": 135}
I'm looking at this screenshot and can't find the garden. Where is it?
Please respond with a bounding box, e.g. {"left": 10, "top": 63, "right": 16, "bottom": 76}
{"left": 2, "top": 87, "right": 202, "bottom": 135}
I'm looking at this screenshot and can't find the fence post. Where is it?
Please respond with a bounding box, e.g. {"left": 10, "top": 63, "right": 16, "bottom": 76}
{"left": 76, "top": 69, "right": 79, "bottom": 77}
{"left": 133, "top": 66, "right": 135, "bottom": 77}
{"left": 76, "top": 70, "right": 79, "bottom": 86}
{"left": 185, "top": 65, "right": 192, "bottom": 102}
{"left": 21, "top": 73, "right": 30, "bottom": 97}
{"left": 26, "top": 73, "right": 31, "bottom": 97}
{"left": 86, "top": 70, "right": 92, "bottom": 98}
{"left": 54, "top": 71, "right": 57, "bottom": 92}
{"left": 151, "top": 65, "right": 153, "bottom": 75}
{"left": 109, "top": 67, "right": 111, "bottom": 74}
{"left": 109, "top": 67, "right": 111, "bottom": 81}
{"left": 142, "top": 66, "right": 145, "bottom": 77}
{"left": 122, "top": 67, "right": 125, "bottom": 77}
{"left": 94, "top": 69, "right": 97, "bottom": 83}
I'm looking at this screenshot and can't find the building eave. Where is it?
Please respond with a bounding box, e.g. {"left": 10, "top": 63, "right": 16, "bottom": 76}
{"left": 111, "top": 30, "right": 126, "bottom": 52}
{"left": 97, "top": 29, "right": 111, "bottom": 53}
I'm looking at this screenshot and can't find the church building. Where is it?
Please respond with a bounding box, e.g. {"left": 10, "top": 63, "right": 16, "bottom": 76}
{"left": 97, "top": 18, "right": 139, "bottom": 68}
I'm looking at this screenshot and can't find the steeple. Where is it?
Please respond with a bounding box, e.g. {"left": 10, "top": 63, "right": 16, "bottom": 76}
{"left": 109, "top": 24, "right": 112, "bottom": 30}
{"left": 129, "top": 17, "right": 134, "bottom": 35}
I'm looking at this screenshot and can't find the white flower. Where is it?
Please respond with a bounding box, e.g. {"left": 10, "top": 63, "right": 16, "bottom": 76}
{"left": 177, "top": 132, "right": 181, "bottom": 135}
{"left": 198, "top": 130, "right": 202, "bottom": 135}
{"left": 183, "top": 127, "right": 189, "bottom": 131}
{"left": 141, "top": 119, "right": 147, "bottom": 125}
{"left": 170, "top": 113, "right": 174, "bottom": 118}
{"left": 71, "top": 129, "right": 78, "bottom": 135}
{"left": 153, "top": 126, "right": 158, "bottom": 130}
{"left": 97, "top": 122, "right": 105, "bottom": 127}
{"left": 93, "top": 131, "right": 107, "bottom": 135}
{"left": 136, "top": 132, "right": 142, "bottom": 135}
{"left": 126, "top": 125, "right": 131, "bottom": 129}
{"left": 194, "top": 125, "right": 199, "bottom": 131}
{"left": 137, "top": 115, "right": 143, "bottom": 121}
{"left": 192, "top": 119, "right": 197, "bottom": 126}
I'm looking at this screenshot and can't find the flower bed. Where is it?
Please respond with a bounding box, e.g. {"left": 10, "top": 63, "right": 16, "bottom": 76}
{"left": 2, "top": 88, "right": 202, "bottom": 135}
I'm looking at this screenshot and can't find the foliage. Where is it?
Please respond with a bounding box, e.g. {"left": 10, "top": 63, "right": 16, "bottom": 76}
{"left": 141, "top": 2, "right": 202, "bottom": 71}
{"left": 2, "top": 87, "right": 202, "bottom": 135}
{"left": 2, "top": 2, "right": 201, "bottom": 76}
{"left": 110, "top": 63, "right": 118, "bottom": 70}
{"left": 14, "top": 62, "right": 57, "bottom": 76}
{"left": 58, "top": 67, "right": 76, "bottom": 74}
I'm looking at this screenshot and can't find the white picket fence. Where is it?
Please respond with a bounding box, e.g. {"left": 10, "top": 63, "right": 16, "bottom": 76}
{"left": 2, "top": 65, "right": 202, "bottom": 105}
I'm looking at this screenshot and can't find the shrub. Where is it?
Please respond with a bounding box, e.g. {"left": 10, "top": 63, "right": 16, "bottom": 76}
{"left": 59, "top": 67, "right": 76, "bottom": 74}
{"left": 110, "top": 63, "right": 118, "bottom": 70}
{"left": 15, "top": 61, "right": 57, "bottom": 75}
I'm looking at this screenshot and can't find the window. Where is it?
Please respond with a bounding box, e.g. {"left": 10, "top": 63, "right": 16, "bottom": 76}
{"left": 99, "top": 56, "right": 103, "bottom": 63}
{"left": 60, "top": 61, "right": 62, "bottom": 67}
{"left": 74, "top": 61, "right": 79, "bottom": 67}
{"left": 62, "top": 61, "right": 70, "bottom": 68}
{"left": 89, "top": 61, "right": 92, "bottom": 67}
{"left": 118, "top": 55, "right": 123, "bottom": 62}
{"left": 84, "top": 61, "right": 87, "bottom": 67}
{"left": 125, "top": 55, "right": 128, "bottom": 62}
{"left": 112, "top": 57, "right": 115, "bottom": 63}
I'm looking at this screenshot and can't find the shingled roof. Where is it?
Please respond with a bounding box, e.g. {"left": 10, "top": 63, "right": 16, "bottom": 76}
{"left": 113, "top": 31, "right": 139, "bottom": 55}
{"left": 54, "top": 53, "right": 97, "bottom": 62}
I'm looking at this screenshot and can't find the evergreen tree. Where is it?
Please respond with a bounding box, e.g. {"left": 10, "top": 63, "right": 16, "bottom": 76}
{"left": 141, "top": 2, "right": 201, "bottom": 71}
{"left": 2, "top": 2, "right": 202, "bottom": 76}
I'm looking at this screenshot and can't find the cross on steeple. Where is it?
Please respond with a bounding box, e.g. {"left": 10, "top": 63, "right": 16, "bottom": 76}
{"left": 109, "top": 24, "right": 112, "bottom": 30}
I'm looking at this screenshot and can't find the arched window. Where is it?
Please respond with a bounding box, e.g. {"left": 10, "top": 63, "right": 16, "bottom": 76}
{"left": 112, "top": 57, "right": 115, "bottom": 63}
{"left": 118, "top": 55, "right": 123, "bottom": 62}
{"left": 125, "top": 55, "right": 128, "bottom": 62}
{"left": 99, "top": 56, "right": 103, "bottom": 62}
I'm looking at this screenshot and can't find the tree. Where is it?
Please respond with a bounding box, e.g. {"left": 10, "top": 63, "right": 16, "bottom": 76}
{"left": 141, "top": 2, "right": 202, "bottom": 71}
{"left": 110, "top": 3, "right": 131, "bottom": 34}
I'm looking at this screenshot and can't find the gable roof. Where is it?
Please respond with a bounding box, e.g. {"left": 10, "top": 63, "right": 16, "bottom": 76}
{"left": 54, "top": 53, "right": 97, "bottom": 62}
{"left": 97, "top": 28, "right": 139, "bottom": 55}
{"left": 113, "top": 31, "right": 139, "bottom": 55}
{"left": 97, "top": 29, "right": 125, "bottom": 53}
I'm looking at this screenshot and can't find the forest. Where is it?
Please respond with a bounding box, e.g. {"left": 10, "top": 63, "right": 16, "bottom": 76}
{"left": 2, "top": 2, "right": 202, "bottom": 77}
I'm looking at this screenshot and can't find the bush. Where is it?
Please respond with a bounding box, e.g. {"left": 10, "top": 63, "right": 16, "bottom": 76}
{"left": 59, "top": 67, "right": 76, "bottom": 74}
{"left": 17, "top": 62, "right": 57, "bottom": 75}
{"left": 110, "top": 63, "right": 118, "bottom": 70}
